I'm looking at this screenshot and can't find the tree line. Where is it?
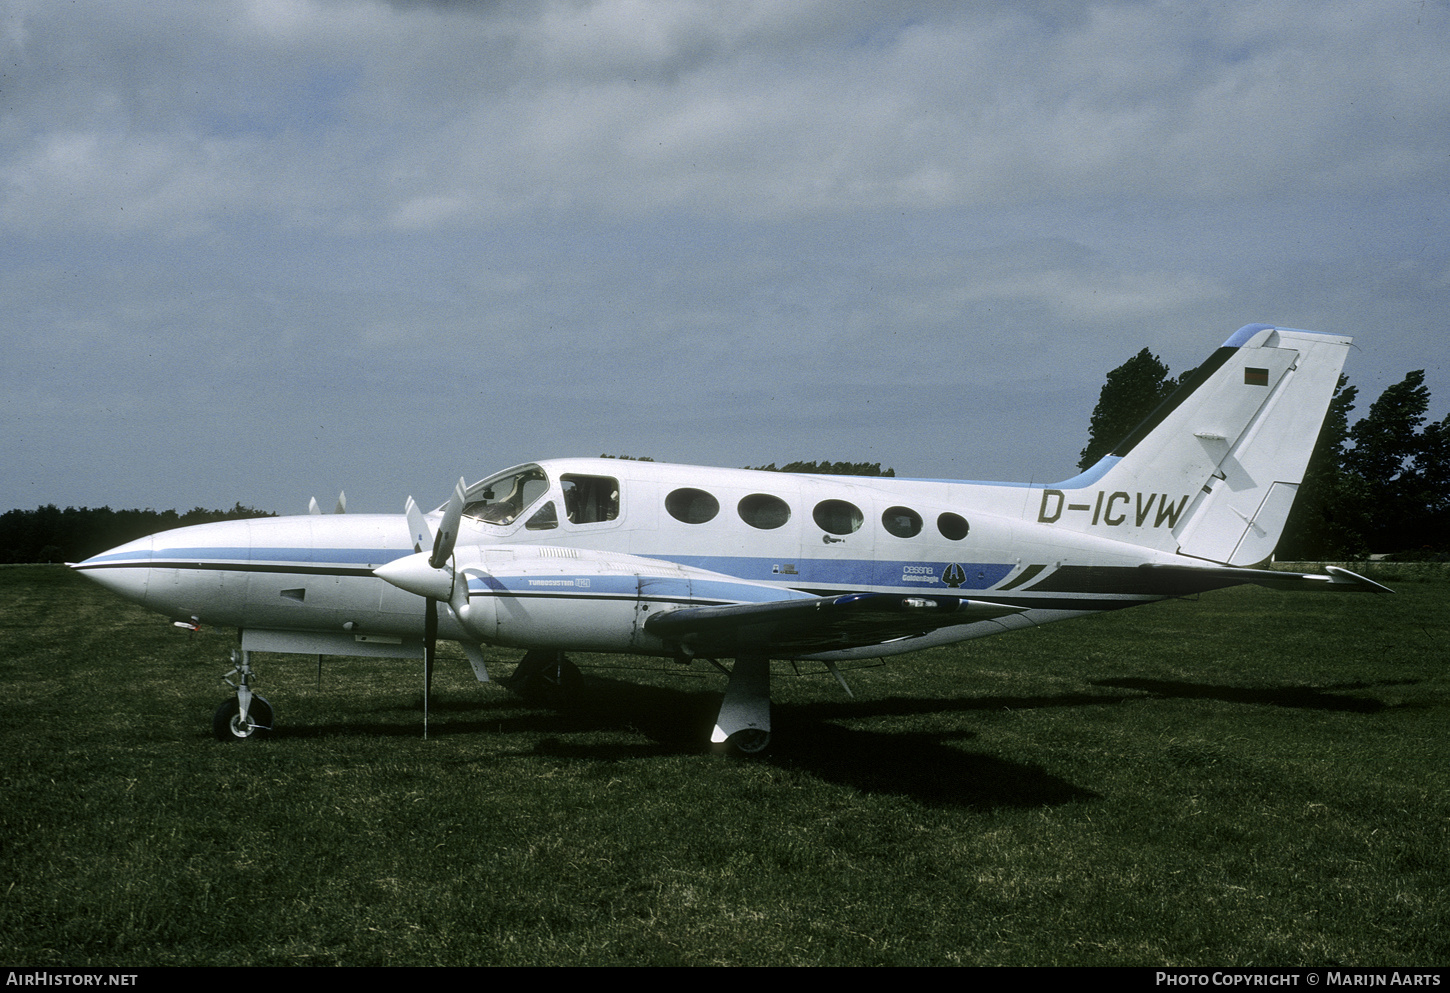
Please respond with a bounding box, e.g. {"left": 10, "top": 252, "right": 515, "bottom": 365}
{"left": 11, "top": 370, "right": 1440, "bottom": 566}
{"left": 1, "top": 504, "right": 276, "bottom": 565}
{"left": 2, "top": 462, "right": 898, "bottom": 565}
{"left": 608, "top": 456, "right": 896, "bottom": 476}
{"left": 749, "top": 460, "right": 895, "bottom": 476}
{"left": 1081, "top": 348, "right": 1449, "bottom": 559}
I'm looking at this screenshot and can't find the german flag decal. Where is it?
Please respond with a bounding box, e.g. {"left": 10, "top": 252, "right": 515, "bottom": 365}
{"left": 1244, "top": 367, "right": 1269, "bottom": 386}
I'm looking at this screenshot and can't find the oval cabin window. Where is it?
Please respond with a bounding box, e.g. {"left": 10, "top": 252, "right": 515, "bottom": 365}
{"left": 738, "top": 493, "right": 791, "bottom": 530}
{"left": 813, "top": 499, "right": 863, "bottom": 535}
{"left": 937, "top": 512, "right": 970, "bottom": 541}
{"left": 665, "top": 488, "right": 720, "bottom": 524}
{"left": 882, "top": 506, "right": 923, "bottom": 538}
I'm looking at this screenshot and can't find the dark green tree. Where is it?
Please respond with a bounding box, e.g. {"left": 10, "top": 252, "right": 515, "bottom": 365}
{"left": 1280, "top": 369, "right": 1450, "bottom": 558}
{"left": 1419, "top": 416, "right": 1450, "bottom": 509}
{"left": 1074, "top": 350, "right": 1448, "bottom": 558}
{"left": 1343, "top": 370, "right": 1435, "bottom": 553}
{"left": 1277, "top": 376, "right": 1369, "bottom": 559}
{"left": 0, "top": 503, "right": 275, "bottom": 564}
{"left": 1344, "top": 371, "right": 1429, "bottom": 482}
{"left": 1417, "top": 415, "right": 1450, "bottom": 551}
{"left": 1078, "top": 348, "right": 1179, "bottom": 471}
{"left": 748, "top": 461, "right": 895, "bottom": 477}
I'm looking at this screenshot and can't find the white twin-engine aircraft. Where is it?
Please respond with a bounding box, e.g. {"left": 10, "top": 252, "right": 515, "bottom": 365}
{"left": 75, "top": 324, "right": 1388, "bottom": 752}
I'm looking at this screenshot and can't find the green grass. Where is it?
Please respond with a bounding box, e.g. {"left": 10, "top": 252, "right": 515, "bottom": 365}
{"left": 2, "top": 564, "right": 1446, "bottom": 965}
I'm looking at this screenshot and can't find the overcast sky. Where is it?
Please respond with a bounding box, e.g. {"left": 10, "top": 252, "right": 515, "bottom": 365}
{"left": 4, "top": 0, "right": 1448, "bottom": 514}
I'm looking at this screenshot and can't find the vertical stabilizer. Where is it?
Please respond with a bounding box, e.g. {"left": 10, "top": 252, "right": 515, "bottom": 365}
{"left": 1038, "top": 325, "right": 1352, "bottom": 564}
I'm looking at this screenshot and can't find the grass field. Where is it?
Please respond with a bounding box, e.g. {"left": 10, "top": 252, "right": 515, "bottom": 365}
{"left": 2, "top": 564, "right": 1446, "bottom": 966}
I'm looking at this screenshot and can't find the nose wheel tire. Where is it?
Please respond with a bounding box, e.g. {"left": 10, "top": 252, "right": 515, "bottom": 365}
{"left": 213, "top": 697, "right": 273, "bottom": 741}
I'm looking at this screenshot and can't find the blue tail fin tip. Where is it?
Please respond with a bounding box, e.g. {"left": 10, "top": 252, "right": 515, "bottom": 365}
{"left": 1224, "top": 323, "right": 1276, "bottom": 348}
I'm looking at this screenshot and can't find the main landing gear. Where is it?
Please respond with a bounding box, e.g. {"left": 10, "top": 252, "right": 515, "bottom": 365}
{"left": 711, "top": 655, "right": 772, "bottom": 756}
{"left": 506, "top": 650, "right": 585, "bottom": 709}
{"left": 214, "top": 649, "right": 272, "bottom": 741}
{"left": 507, "top": 649, "right": 773, "bottom": 754}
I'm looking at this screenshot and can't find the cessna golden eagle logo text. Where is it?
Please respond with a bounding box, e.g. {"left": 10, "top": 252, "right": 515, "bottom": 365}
{"left": 1038, "top": 490, "right": 1190, "bottom": 528}
{"left": 901, "top": 564, "right": 966, "bottom": 587}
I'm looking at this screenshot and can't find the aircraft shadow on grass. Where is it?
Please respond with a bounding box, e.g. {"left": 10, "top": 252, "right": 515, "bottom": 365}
{"left": 268, "top": 669, "right": 1099, "bottom": 810}
{"left": 1091, "top": 677, "right": 1394, "bottom": 713}
{"left": 257, "top": 665, "right": 1416, "bottom": 806}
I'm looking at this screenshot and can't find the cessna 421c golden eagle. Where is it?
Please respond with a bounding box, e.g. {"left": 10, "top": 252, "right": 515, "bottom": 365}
{"left": 74, "top": 324, "right": 1387, "bottom": 753}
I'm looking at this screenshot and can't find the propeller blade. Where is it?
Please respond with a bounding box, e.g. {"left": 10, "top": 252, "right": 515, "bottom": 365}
{"left": 429, "top": 477, "right": 467, "bottom": 570}
{"left": 309, "top": 497, "right": 321, "bottom": 515}
{"left": 424, "top": 597, "right": 437, "bottom": 740}
{"left": 334, "top": 491, "right": 347, "bottom": 515}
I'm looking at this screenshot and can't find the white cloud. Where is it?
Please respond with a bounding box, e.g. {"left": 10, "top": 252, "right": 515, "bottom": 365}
{"left": 7, "top": 0, "right": 1448, "bottom": 234}
{"left": 1, "top": 0, "right": 1447, "bottom": 509}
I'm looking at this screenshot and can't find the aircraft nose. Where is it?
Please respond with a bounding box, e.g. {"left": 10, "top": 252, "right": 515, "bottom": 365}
{"left": 71, "top": 534, "right": 156, "bottom": 606}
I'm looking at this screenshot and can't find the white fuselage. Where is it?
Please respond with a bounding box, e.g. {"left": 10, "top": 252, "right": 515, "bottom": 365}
{"left": 76, "top": 457, "right": 1190, "bottom": 661}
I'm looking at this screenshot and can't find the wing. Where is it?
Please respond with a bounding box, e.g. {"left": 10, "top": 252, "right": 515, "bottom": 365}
{"left": 644, "top": 591, "right": 1026, "bottom": 657}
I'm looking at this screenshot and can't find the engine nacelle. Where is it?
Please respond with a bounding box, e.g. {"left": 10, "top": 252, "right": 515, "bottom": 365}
{"left": 447, "top": 545, "right": 793, "bottom": 655}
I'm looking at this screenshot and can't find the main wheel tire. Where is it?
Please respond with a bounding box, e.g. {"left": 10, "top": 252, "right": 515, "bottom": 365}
{"left": 726, "top": 728, "right": 772, "bottom": 755}
{"left": 212, "top": 696, "right": 274, "bottom": 741}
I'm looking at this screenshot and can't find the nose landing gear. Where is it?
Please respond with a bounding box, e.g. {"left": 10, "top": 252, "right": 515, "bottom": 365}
{"left": 214, "top": 649, "right": 273, "bottom": 741}
{"left": 213, "top": 695, "right": 274, "bottom": 740}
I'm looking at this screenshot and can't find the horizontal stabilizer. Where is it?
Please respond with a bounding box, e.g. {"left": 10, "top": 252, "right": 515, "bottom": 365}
{"left": 1140, "top": 563, "right": 1392, "bottom": 594}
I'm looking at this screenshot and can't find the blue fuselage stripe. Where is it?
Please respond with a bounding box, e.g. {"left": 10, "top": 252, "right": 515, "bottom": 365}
{"left": 79, "top": 549, "right": 1017, "bottom": 593}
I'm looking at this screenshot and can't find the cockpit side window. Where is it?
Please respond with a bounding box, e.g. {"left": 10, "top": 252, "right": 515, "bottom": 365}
{"left": 462, "top": 466, "right": 550, "bottom": 526}
{"left": 561, "top": 474, "right": 620, "bottom": 525}
{"left": 525, "top": 501, "right": 558, "bottom": 530}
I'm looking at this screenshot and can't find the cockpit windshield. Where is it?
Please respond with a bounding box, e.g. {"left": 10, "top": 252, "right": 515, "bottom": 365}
{"left": 462, "top": 465, "right": 550, "bottom": 526}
